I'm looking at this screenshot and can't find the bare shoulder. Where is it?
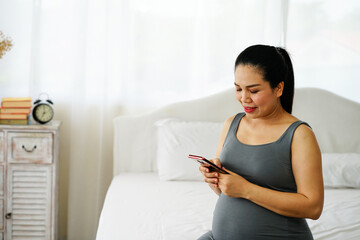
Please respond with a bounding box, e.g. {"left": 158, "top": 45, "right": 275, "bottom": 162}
{"left": 216, "top": 114, "right": 237, "bottom": 158}
{"left": 284, "top": 113, "right": 313, "bottom": 138}
{"left": 224, "top": 115, "right": 236, "bottom": 126}
{"left": 220, "top": 115, "right": 236, "bottom": 134}
{"left": 291, "top": 122, "right": 320, "bottom": 155}
{"left": 293, "top": 123, "right": 316, "bottom": 140}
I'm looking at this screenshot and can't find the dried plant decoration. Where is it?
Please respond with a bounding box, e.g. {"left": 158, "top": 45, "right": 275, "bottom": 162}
{"left": 0, "top": 31, "right": 13, "bottom": 59}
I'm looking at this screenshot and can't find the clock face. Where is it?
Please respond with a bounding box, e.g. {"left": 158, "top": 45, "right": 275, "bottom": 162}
{"left": 34, "top": 104, "right": 54, "bottom": 124}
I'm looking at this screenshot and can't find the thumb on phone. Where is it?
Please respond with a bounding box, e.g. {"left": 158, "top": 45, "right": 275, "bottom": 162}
{"left": 212, "top": 158, "right": 222, "bottom": 168}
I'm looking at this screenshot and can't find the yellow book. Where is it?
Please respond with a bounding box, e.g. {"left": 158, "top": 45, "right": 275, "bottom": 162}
{"left": 1, "top": 97, "right": 31, "bottom": 102}
{"left": 1, "top": 101, "right": 32, "bottom": 108}
{"left": 0, "top": 119, "right": 28, "bottom": 125}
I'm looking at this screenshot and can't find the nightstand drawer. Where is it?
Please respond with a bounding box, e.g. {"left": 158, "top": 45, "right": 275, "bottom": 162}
{"left": 0, "top": 166, "right": 3, "bottom": 196}
{"left": 7, "top": 132, "right": 53, "bottom": 164}
{"left": 0, "top": 199, "right": 3, "bottom": 230}
{"left": 0, "top": 132, "right": 3, "bottom": 162}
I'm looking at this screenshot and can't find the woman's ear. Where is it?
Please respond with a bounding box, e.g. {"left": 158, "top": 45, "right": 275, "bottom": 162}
{"left": 276, "top": 81, "right": 284, "bottom": 97}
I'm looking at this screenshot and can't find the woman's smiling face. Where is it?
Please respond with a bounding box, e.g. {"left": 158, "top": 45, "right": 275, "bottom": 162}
{"left": 234, "top": 64, "right": 284, "bottom": 119}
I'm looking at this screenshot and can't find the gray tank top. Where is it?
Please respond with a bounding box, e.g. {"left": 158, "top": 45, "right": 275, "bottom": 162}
{"left": 211, "top": 112, "right": 314, "bottom": 240}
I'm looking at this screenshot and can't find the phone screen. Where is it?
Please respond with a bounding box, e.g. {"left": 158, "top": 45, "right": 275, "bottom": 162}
{"left": 188, "top": 154, "right": 229, "bottom": 174}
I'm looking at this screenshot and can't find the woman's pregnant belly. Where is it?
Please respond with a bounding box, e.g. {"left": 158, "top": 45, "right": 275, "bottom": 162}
{"left": 212, "top": 194, "right": 313, "bottom": 240}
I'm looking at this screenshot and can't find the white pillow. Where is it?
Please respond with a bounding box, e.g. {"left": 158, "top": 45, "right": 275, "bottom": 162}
{"left": 322, "top": 153, "right": 360, "bottom": 188}
{"left": 155, "top": 119, "right": 223, "bottom": 181}
{"left": 155, "top": 119, "right": 360, "bottom": 187}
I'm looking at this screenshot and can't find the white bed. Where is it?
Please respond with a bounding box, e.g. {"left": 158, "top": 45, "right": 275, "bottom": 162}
{"left": 96, "top": 88, "right": 360, "bottom": 240}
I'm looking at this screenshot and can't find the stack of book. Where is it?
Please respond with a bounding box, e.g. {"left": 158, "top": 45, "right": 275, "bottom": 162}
{"left": 0, "top": 97, "right": 32, "bottom": 125}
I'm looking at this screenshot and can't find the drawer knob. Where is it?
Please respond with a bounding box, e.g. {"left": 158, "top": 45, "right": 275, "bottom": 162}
{"left": 5, "top": 213, "right": 12, "bottom": 219}
{"left": 22, "top": 145, "right": 37, "bottom": 153}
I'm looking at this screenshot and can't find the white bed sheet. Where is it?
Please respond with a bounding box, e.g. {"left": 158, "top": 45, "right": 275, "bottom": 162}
{"left": 308, "top": 188, "right": 360, "bottom": 240}
{"left": 97, "top": 173, "right": 360, "bottom": 240}
{"left": 96, "top": 173, "right": 217, "bottom": 240}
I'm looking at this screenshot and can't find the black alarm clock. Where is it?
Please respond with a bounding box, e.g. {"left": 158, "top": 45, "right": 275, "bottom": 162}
{"left": 32, "top": 93, "right": 54, "bottom": 124}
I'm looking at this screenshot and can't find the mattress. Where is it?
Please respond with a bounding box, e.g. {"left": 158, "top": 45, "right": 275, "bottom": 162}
{"left": 96, "top": 173, "right": 360, "bottom": 240}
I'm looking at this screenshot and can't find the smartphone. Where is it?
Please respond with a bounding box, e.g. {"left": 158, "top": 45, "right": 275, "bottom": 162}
{"left": 188, "top": 154, "right": 229, "bottom": 174}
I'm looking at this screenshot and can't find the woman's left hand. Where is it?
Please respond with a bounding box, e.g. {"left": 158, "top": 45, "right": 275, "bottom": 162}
{"left": 218, "top": 167, "right": 251, "bottom": 198}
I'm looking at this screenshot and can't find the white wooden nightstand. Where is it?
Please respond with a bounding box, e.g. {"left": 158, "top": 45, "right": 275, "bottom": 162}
{"left": 0, "top": 121, "right": 61, "bottom": 240}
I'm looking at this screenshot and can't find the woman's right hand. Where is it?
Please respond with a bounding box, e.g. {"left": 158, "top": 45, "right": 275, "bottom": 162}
{"left": 199, "top": 158, "right": 222, "bottom": 191}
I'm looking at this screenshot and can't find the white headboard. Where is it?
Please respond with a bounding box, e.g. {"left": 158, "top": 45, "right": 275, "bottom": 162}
{"left": 113, "top": 88, "right": 360, "bottom": 176}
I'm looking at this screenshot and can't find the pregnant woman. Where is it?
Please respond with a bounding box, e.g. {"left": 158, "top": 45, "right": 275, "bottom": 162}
{"left": 198, "top": 44, "right": 324, "bottom": 240}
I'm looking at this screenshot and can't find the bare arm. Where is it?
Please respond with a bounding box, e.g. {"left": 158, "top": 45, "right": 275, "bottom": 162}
{"left": 215, "top": 116, "right": 235, "bottom": 159}
{"left": 219, "top": 124, "right": 324, "bottom": 219}
{"left": 199, "top": 116, "right": 235, "bottom": 195}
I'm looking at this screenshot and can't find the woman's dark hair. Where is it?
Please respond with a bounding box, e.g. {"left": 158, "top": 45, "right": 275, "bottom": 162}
{"left": 234, "top": 44, "right": 294, "bottom": 114}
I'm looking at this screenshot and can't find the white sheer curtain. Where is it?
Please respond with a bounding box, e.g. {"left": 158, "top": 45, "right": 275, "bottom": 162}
{"left": 109, "top": 0, "right": 273, "bottom": 107}
{"left": 287, "top": 0, "right": 360, "bottom": 103}
{"left": 7, "top": 0, "right": 358, "bottom": 239}
{"left": 0, "top": 1, "right": 275, "bottom": 239}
